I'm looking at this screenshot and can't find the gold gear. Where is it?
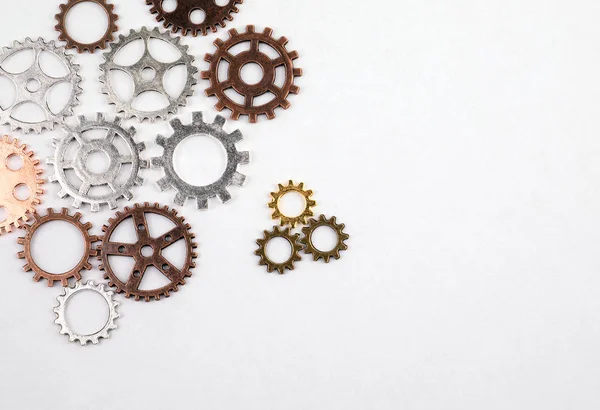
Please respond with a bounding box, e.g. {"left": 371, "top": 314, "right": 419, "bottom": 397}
{"left": 255, "top": 226, "right": 302, "bottom": 274}
{"left": 268, "top": 180, "right": 315, "bottom": 228}
{"left": 300, "top": 215, "right": 349, "bottom": 263}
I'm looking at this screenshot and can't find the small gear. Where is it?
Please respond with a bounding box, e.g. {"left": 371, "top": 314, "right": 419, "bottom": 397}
{"left": 202, "top": 25, "right": 303, "bottom": 123}
{"left": 55, "top": 0, "right": 119, "bottom": 53}
{"left": 47, "top": 113, "right": 148, "bottom": 212}
{"left": 255, "top": 226, "right": 302, "bottom": 274}
{"left": 98, "top": 203, "right": 198, "bottom": 302}
{"left": 99, "top": 27, "right": 197, "bottom": 122}
{"left": 146, "top": 0, "right": 243, "bottom": 37}
{"left": 17, "top": 208, "right": 98, "bottom": 287}
{"left": 0, "top": 37, "right": 82, "bottom": 133}
{"left": 300, "top": 215, "right": 349, "bottom": 262}
{"left": 150, "top": 112, "right": 249, "bottom": 209}
{"left": 0, "top": 135, "right": 44, "bottom": 235}
{"left": 54, "top": 280, "right": 120, "bottom": 345}
{"left": 268, "top": 180, "right": 315, "bottom": 228}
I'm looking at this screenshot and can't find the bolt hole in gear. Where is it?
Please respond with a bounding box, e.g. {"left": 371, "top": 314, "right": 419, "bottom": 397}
{"left": 255, "top": 226, "right": 302, "bottom": 274}
{"left": 269, "top": 180, "right": 316, "bottom": 228}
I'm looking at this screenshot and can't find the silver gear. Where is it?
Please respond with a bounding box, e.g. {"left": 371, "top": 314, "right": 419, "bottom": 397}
{"left": 0, "top": 37, "right": 82, "bottom": 134}
{"left": 47, "top": 113, "right": 148, "bottom": 212}
{"left": 53, "top": 280, "right": 120, "bottom": 346}
{"left": 99, "top": 27, "right": 197, "bottom": 122}
{"left": 150, "top": 112, "right": 250, "bottom": 209}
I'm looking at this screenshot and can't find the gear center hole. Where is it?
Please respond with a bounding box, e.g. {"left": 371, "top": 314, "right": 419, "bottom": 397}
{"left": 64, "top": 1, "right": 109, "bottom": 45}
{"left": 240, "top": 62, "right": 264, "bottom": 85}
{"left": 266, "top": 237, "right": 293, "bottom": 264}
{"left": 141, "top": 67, "right": 156, "bottom": 82}
{"left": 65, "top": 290, "right": 110, "bottom": 336}
{"left": 277, "top": 191, "right": 306, "bottom": 218}
{"left": 140, "top": 245, "right": 154, "bottom": 257}
{"left": 86, "top": 150, "right": 110, "bottom": 174}
{"left": 173, "top": 134, "right": 227, "bottom": 187}
{"left": 311, "top": 226, "right": 338, "bottom": 253}
{"left": 30, "top": 220, "right": 85, "bottom": 273}
{"left": 26, "top": 79, "right": 41, "bottom": 93}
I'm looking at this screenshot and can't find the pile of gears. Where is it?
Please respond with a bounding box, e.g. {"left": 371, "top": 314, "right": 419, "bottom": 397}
{"left": 0, "top": 0, "right": 348, "bottom": 346}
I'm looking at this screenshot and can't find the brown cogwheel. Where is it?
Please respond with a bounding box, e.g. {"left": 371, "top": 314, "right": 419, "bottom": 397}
{"left": 300, "top": 215, "right": 349, "bottom": 263}
{"left": 255, "top": 226, "right": 302, "bottom": 274}
{"left": 268, "top": 180, "right": 315, "bottom": 228}
{"left": 0, "top": 135, "right": 44, "bottom": 235}
{"left": 17, "top": 208, "right": 98, "bottom": 286}
{"left": 146, "top": 0, "right": 242, "bottom": 37}
{"left": 97, "top": 203, "right": 197, "bottom": 302}
{"left": 202, "top": 25, "right": 303, "bottom": 123}
{"left": 55, "top": 0, "right": 119, "bottom": 53}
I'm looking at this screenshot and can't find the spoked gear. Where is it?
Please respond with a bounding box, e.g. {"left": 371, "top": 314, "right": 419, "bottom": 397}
{"left": 0, "top": 136, "right": 44, "bottom": 234}
{"left": 47, "top": 113, "right": 148, "bottom": 212}
{"left": 255, "top": 226, "right": 302, "bottom": 274}
{"left": 0, "top": 37, "right": 82, "bottom": 133}
{"left": 268, "top": 180, "right": 316, "bottom": 228}
{"left": 17, "top": 208, "right": 98, "bottom": 287}
{"left": 150, "top": 112, "right": 249, "bottom": 209}
{"left": 99, "top": 27, "right": 197, "bottom": 122}
{"left": 98, "top": 203, "right": 198, "bottom": 302}
{"left": 202, "top": 25, "right": 303, "bottom": 123}
{"left": 146, "top": 0, "right": 243, "bottom": 37}
{"left": 300, "top": 215, "right": 349, "bottom": 262}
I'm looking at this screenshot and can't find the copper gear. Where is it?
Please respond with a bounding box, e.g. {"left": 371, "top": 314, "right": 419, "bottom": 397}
{"left": 17, "top": 208, "right": 98, "bottom": 287}
{"left": 300, "top": 215, "right": 349, "bottom": 263}
{"left": 97, "top": 203, "right": 197, "bottom": 302}
{"left": 146, "top": 0, "right": 242, "bottom": 37}
{"left": 255, "top": 226, "right": 302, "bottom": 274}
{"left": 0, "top": 135, "right": 44, "bottom": 235}
{"left": 202, "top": 25, "right": 303, "bottom": 123}
{"left": 55, "top": 0, "right": 119, "bottom": 53}
{"left": 268, "top": 180, "right": 316, "bottom": 228}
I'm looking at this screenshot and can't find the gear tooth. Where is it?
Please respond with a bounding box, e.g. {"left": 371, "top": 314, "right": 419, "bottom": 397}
{"left": 157, "top": 176, "right": 171, "bottom": 191}
{"left": 263, "top": 27, "right": 274, "bottom": 36}
{"left": 218, "top": 190, "right": 232, "bottom": 203}
{"left": 213, "top": 115, "right": 226, "bottom": 128}
{"left": 237, "top": 151, "right": 250, "bottom": 165}
{"left": 174, "top": 192, "right": 186, "bottom": 206}
{"left": 266, "top": 109, "right": 276, "bottom": 120}
{"left": 200, "top": 70, "right": 211, "bottom": 79}
{"left": 293, "top": 68, "right": 303, "bottom": 77}
{"left": 169, "top": 118, "right": 183, "bottom": 130}
{"left": 230, "top": 171, "right": 246, "bottom": 186}
{"left": 123, "top": 190, "right": 133, "bottom": 200}
{"left": 288, "top": 50, "right": 299, "bottom": 60}
{"left": 57, "top": 189, "right": 68, "bottom": 198}
{"left": 78, "top": 115, "right": 87, "bottom": 125}
{"left": 155, "top": 134, "right": 166, "bottom": 147}
{"left": 192, "top": 112, "right": 203, "bottom": 123}
{"left": 113, "top": 116, "right": 123, "bottom": 126}
{"left": 135, "top": 142, "right": 145, "bottom": 152}
{"left": 278, "top": 36, "right": 289, "bottom": 46}
{"left": 289, "top": 84, "right": 300, "bottom": 94}
{"left": 72, "top": 199, "right": 82, "bottom": 209}
{"left": 248, "top": 113, "right": 258, "bottom": 123}
{"left": 96, "top": 112, "right": 105, "bottom": 122}
{"left": 107, "top": 200, "right": 118, "bottom": 209}
{"left": 228, "top": 129, "right": 243, "bottom": 143}
{"left": 196, "top": 198, "right": 208, "bottom": 210}
{"left": 90, "top": 203, "right": 100, "bottom": 212}
{"left": 279, "top": 99, "right": 292, "bottom": 110}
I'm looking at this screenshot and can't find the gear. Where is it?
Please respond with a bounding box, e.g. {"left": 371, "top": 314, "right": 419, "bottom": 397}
{"left": 0, "top": 38, "right": 82, "bottom": 133}
{"left": 146, "top": 0, "right": 243, "bottom": 37}
{"left": 55, "top": 0, "right": 119, "bottom": 53}
{"left": 254, "top": 226, "right": 302, "bottom": 274}
{"left": 47, "top": 113, "right": 148, "bottom": 212}
{"left": 201, "top": 25, "right": 303, "bottom": 123}
{"left": 300, "top": 215, "right": 349, "bottom": 262}
{"left": 268, "top": 180, "right": 315, "bottom": 228}
{"left": 98, "top": 203, "right": 198, "bottom": 302}
{"left": 150, "top": 112, "right": 249, "bottom": 209}
{"left": 0, "top": 136, "right": 44, "bottom": 235}
{"left": 99, "top": 27, "right": 197, "bottom": 122}
{"left": 54, "top": 280, "right": 120, "bottom": 345}
{"left": 17, "top": 208, "right": 98, "bottom": 287}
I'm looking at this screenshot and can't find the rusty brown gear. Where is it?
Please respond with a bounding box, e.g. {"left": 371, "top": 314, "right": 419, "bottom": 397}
{"left": 268, "top": 180, "right": 316, "bottom": 228}
{"left": 146, "top": 0, "right": 242, "bottom": 37}
{"left": 98, "top": 203, "right": 197, "bottom": 302}
{"left": 0, "top": 135, "right": 44, "bottom": 235}
{"left": 202, "top": 25, "right": 303, "bottom": 123}
{"left": 300, "top": 215, "right": 349, "bottom": 263}
{"left": 254, "top": 226, "right": 302, "bottom": 274}
{"left": 55, "top": 0, "right": 119, "bottom": 53}
{"left": 17, "top": 208, "right": 98, "bottom": 287}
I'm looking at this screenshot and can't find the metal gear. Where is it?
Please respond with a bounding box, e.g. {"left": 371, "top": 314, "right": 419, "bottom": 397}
{"left": 55, "top": 0, "right": 119, "bottom": 53}
{"left": 98, "top": 203, "right": 198, "bottom": 302}
{"left": 47, "top": 113, "right": 148, "bottom": 212}
{"left": 17, "top": 208, "right": 98, "bottom": 287}
{"left": 54, "top": 280, "right": 120, "bottom": 345}
{"left": 146, "top": 0, "right": 243, "bottom": 37}
{"left": 0, "top": 135, "right": 44, "bottom": 235}
{"left": 300, "top": 215, "right": 349, "bottom": 262}
{"left": 0, "top": 37, "right": 82, "bottom": 134}
{"left": 99, "top": 27, "right": 197, "bottom": 122}
{"left": 150, "top": 112, "right": 249, "bottom": 209}
{"left": 201, "top": 25, "right": 302, "bottom": 123}
{"left": 268, "top": 180, "right": 315, "bottom": 228}
{"left": 254, "top": 226, "right": 302, "bottom": 274}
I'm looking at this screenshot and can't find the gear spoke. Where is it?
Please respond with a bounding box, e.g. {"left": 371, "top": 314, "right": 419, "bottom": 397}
{"left": 156, "top": 226, "right": 186, "bottom": 249}
{"left": 102, "top": 241, "right": 136, "bottom": 256}
{"left": 153, "top": 255, "right": 180, "bottom": 281}
{"left": 126, "top": 263, "right": 146, "bottom": 290}
{"left": 132, "top": 211, "right": 149, "bottom": 240}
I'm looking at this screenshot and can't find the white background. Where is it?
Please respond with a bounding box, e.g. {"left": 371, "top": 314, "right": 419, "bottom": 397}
{"left": 1, "top": 0, "right": 600, "bottom": 409}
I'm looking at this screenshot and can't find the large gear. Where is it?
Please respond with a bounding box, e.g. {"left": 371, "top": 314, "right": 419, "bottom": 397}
{"left": 99, "top": 27, "right": 197, "bottom": 122}
{"left": 268, "top": 180, "right": 316, "bottom": 228}
{"left": 254, "top": 226, "right": 302, "bottom": 274}
{"left": 150, "top": 112, "right": 249, "bottom": 209}
{"left": 0, "top": 135, "right": 44, "bottom": 235}
{"left": 98, "top": 203, "right": 198, "bottom": 302}
{"left": 0, "top": 37, "right": 82, "bottom": 134}
{"left": 300, "top": 215, "right": 349, "bottom": 263}
{"left": 47, "top": 113, "right": 148, "bottom": 212}
{"left": 146, "top": 0, "right": 243, "bottom": 37}
{"left": 201, "top": 25, "right": 303, "bottom": 123}
{"left": 54, "top": 280, "right": 120, "bottom": 345}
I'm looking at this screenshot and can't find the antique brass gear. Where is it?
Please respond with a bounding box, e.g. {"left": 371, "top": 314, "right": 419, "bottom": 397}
{"left": 17, "top": 208, "right": 98, "bottom": 287}
{"left": 255, "top": 226, "right": 302, "bottom": 274}
{"left": 268, "top": 180, "right": 315, "bottom": 228}
{"left": 0, "top": 136, "right": 44, "bottom": 235}
{"left": 300, "top": 215, "right": 349, "bottom": 263}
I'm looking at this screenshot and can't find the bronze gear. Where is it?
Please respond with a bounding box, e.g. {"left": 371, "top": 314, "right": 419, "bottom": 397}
{"left": 300, "top": 215, "right": 349, "bottom": 263}
{"left": 255, "top": 226, "right": 302, "bottom": 274}
{"left": 268, "top": 180, "right": 315, "bottom": 228}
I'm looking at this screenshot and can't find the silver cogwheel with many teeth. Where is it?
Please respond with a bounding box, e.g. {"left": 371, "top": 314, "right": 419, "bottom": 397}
{"left": 99, "top": 27, "right": 197, "bottom": 122}
{"left": 53, "top": 280, "right": 120, "bottom": 346}
{"left": 0, "top": 37, "right": 82, "bottom": 134}
{"left": 47, "top": 113, "right": 148, "bottom": 212}
{"left": 150, "top": 112, "right": 250, "bottom": 209}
